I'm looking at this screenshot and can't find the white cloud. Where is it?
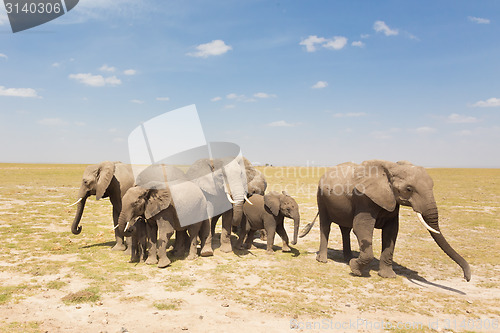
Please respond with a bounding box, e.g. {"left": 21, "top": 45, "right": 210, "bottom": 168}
{"left": 471, "top": 97, "right": 500, "bottom": 107}
{"left": 311, "top": 81, "right": 328, "bottom": 89}
{"left": 323, "top": 36, "right": 348, "bottom": 50}
{"left": 0, "top": 53, "right": 7, "bottom": 60}
{"left": 156, "top": 97, "right": 170, "bottom": 101}
{"left": 69, "top": 73, "right": 121, "bottom": 87}
{"left": 266, "top": 120, "right": 298, "bottom": 127}
{"left": 361, "top": 34, "right": 370, "bottom": 39}
{"left": 415, "top": 126, "right": 436, "bottom": 134}
{"left": 447, "top": 113, "right": 479, "bottom": 124}
{"left": 51, "top": 62, "right": 61, "bottom": 67}
{"left": 123, "top": 69, "right": 137, "bottom": 75}
{"left": 99, "top": 64, "right": 116, "bottom": 72}
{"left": 211, "top": 96, "right": 222, "bottom": 102}
{"left": 0, "top": 86, "right": 39, "bottom": 98}
{"left": 300, "top": 35, "right": 348, "bottom": 52}
{"left": 373, "top": 21, "right": 399, "bottom": 36}
{"left": 187, "top": 40, "right": 232, "bottom": 58}
{"left": 130, "top": 99, "right": 144, "bottom": 104}
{"left": 333, "top": 112, "right": 367, "bottom": 118}
{"left": 468, "top": 16, "right": 490, "bottom": 24}
{"left": 351, "top": 41, "right": 365, "bottom": 47}
{"left": 38, "top": 118, "right": 67, "bottom": 126}
{"left": 254, "top": 92, "right": 277, "bottom": 99}
{"left": 226, "top": 93, "right": 247, "bottom": 101}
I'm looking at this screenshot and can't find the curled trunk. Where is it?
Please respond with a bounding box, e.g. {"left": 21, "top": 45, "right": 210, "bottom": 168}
{"left": 71, "top": 193, "right": 89, "bottom": 235}
{"left": 423, "top": 208, "right": 471, "bottom": 281}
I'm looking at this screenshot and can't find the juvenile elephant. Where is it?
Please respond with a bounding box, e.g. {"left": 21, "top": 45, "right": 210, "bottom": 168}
{"left": 70, "top": 161, "right": 135, "bottom": 251}
{"left": 117, "top": 181, "right": 211, "bottom": 268}
{"left": 186, "top": 156, "right": 266, "bottom": 253}
{"left": 129, "top": 217, "right": 147, "bottom": 263}
{"left": 238, "top": 191, "right": 300, "bottom": 254}
{"left": 300, "top": 160, "right": 471, "bottom": 281}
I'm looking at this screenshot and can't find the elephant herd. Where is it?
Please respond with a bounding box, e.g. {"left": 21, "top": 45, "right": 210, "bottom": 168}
{"left": 69, "top": 158, "right": 471, "bottom": 281}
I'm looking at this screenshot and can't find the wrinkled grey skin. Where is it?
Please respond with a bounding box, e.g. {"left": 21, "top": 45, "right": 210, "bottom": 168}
{"left": 301, "top": 160, "right": 471, "bottom": 281}
{"left": 129, "top": 217, "right": 147, "bottom": 263}
{"left": 238, "top": 191, "right": 300, "bottom": 254}
{"left": 186, "top": 157, "right": 267, "bottom": 253}
{"left": 117, "top": 182, "right": 212, "bottom": 268}
{"left": 71, "top": 161, "right": 135, "bottom": 251}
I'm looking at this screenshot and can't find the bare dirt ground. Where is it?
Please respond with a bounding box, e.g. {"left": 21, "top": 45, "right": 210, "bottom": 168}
{"left": 0, "top": 165, "right": 499, "bottom": 332}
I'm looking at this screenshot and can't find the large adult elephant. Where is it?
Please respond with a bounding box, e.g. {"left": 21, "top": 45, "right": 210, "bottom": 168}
{"left": 300, "top": 160, "right": 471, "bottom": 281}
{"left": 186, "top": 156, "right": 266, "bottom": 253}
{"left": 70, "top": 161, "right": 135, "bottom": 251}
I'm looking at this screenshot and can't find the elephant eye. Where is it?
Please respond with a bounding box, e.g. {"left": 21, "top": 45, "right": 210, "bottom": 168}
{"left": 406, "top": 186, "right": 413, "bottom": 192}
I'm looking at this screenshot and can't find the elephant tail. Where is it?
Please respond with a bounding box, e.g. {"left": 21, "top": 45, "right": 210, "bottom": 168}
{"left": 299, "top": 212, "right": 319, "bottom": 238}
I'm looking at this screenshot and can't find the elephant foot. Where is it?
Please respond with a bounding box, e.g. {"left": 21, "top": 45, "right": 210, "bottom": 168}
{"left": 112, "top": 243, "right": 127, "bottom": 251}
{"left": 378, "top": 266, "right": 396, "bottom": 278}
{"left": 158, "top": 257, "right": 171, "bottom": 268}
{"left": 200, "top": 247, "right": 214, "bottom": 257}
{"left": 282, "top": 245, "right": 291, "bottom": 252}
{"left": 265, "top": 249, "right": 274, "bottom": 255}
{"left": 129, "top": 255, "right": 140, "bottom": 263}
{"left": 145, "top": 256, "right": 158, "bottom": 265}
{"left": 349, "top": 258, "right": 363, "bottom": 277}
{"left": 343, "top": 252, "right": 353, "bottom": 263}
{"left": 316, "top": 253, "right": 328, "bottom": 263}
{"left": 186, "top": 253, "right": 198, "bottom": 260}
{"left": 219, "top": 242, "right": 232, "bottom": 253}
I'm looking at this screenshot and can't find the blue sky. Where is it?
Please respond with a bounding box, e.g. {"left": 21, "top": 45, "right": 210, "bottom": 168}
{"left": 0, "top": 0, "right": 499, "bottom": 167}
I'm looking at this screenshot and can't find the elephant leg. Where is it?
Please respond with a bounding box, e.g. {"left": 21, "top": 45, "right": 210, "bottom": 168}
{"left": 145, "top": 223, "right": 158, "bottom": 265}
{"left": 340, "top": 226, "right": 353, "bottom": 262}
{"left": 129, "top": 231, "right": 140, "bottom": 263}
{"left": 172, "top": 230, "right": 187, "bottom": 257}
{"left": 316, "top": 208, "right": 331, "bottom": 263}
{"left": 112, "top": 205, "right": 127, "bottom": 251}
{"left": 265, "top": 224, "right": 276, "bottom": 254}
{"left": 186, "top": 224, "right": 201, "bottom": 260}
{"left": 259, "top": 228, "right": 267, "bottom": 241}
{"left": 275, "top": 222, "right": 291, "bottom": 252}
{"left": 350, "top": 211, "right": 376, "bottom": 276}
{"left": 219, "top": 210, "right": 233, "bottom": 253}
{"left": 243, "top": 229, "right": 256, "bottom": 249}
{"left": 199, "top": 219, "right": 214, "bottom": 257}
{"left": 157, "top": 226, "right": 173, "bottom": 268}
{"left": 210, "top": 214, "right": 221, "bottom": 238}
{"left": 236, "top": 215, "right": 247, "bottom": 250}
{"left": 379, "top": 217, "right": 399, "bottom": 278}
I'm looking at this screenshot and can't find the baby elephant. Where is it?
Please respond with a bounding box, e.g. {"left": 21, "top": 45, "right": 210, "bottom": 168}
{"left": 238, "top": 191, "right": 300, "bottom": 254}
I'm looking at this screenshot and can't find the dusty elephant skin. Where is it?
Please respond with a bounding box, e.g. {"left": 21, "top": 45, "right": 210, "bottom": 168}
{"left": 301, "top": 160, "right": 471, "bottom": 281}
{"left": 186, "top": 156, "right": 267, "bottom": 253}
{"left": 70, "top": 161, "right": 135, "bottom": 252}
{"left": 238, "top": 191, "right": 300, "bottom": 254}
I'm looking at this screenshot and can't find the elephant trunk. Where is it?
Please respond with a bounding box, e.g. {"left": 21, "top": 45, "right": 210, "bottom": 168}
{"left": 423, "top": 207, "right": 471, "bottom": 282}
{"left": 291, "top": 216, "right": 300, "bottom": 245}
{"left": 71, "top": 189, "right": 89, "bottom": 235}
{"left": 232, "top": 201, "right": 244, "bottom": 227}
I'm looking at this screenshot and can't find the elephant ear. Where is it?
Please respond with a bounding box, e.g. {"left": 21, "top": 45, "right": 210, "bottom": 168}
{"left": 145, "top": 188, "right": 172, "bottom": 219}
{"left": 187, "top": 159, "right": 219, "bottom": 196}
{"left": 264, "top": 192, "right": 281, "bottom": 216}
{"left": 96, "top": 161, "right": 116, "bottom": 200}
{"left": 247, "top": 170, "right": 267, "bottom": 195}
{"left": 353, "top": 162, "right": 396, "bottom": 212}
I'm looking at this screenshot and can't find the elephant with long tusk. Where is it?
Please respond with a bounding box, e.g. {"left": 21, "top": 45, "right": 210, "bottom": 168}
{"left": 300, "top": 160, "right": 471, "bottom": 281}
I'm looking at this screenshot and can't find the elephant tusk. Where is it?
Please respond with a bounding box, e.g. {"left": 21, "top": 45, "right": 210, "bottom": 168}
{"left": 124, "top": 221, "right": 130, "bottom": 232}
{"left": 416, "top": 213, "right": 440, "bottom": 234}
{"left": 226, "top": 193, "right": 237, "bottom": 204}
{"left": 244, "top": 196, "right": 253, "bottom": 205}
{"left": 113, "top": 224, "right": 120, "bottom": 230}
{"left": 68, "top": 197, "right": 82, "bottom": 207}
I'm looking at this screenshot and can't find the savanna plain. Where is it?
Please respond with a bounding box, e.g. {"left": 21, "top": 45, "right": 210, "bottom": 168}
{"left": 0, "top": 164, "right": 499, "bottom": 333}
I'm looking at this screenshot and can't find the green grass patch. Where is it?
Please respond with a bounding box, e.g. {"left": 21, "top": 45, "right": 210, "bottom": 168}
{"left": 153, "top": 298, "right": 185, "bottom": 311}
{"left": 61, "top": 287, "right": 100, "bottom": 304}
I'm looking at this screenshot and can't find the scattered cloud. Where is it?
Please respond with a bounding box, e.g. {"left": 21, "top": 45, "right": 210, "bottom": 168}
{"left": 38, "top": 118, "right": 67, "bottom": 126}
{"left": 69, "top": 73, "right": 121, "bottom": 87}
{"left": 99, "top": 64, "right": 116, "bottom": 72}
{"left": 123, "top": 69, "right": 137, "bottom": 75}
{"left": 415, "top": 126, "right": 436, "bottom": 134}
{"left": 211, "top": 96, "right": 222, "bottom": 102}
{"left": 130, "top": 99, "right": 144, "bottom": 104}
{"left": 254, "top": 92, "right": 277, "bottom": 99}
{"left": 373, "top": 21, "right": 399, "bottom": 36}
{"left": 333, "top": 112, "right": 367, "bottom": 118}
{"left": 226, "top": 93, "right": 245, "bottom": 100}
{"left": 447, "top": 113, "right": 479, "bottom": 124}
{"left": 468, "top": 16, "right": 490, "bottom": 24}
{"left": 266, "top": 120, "right": 298, "bottom": 127}
{"left": 300, "top": 35, "right": 348, "bottom": 52}
{"left": 360, "top": 34, "right": 370, "bottom": 39}
{"left": 471, "top": 97, "right": 500, "bottom": 107}
{"left": 156, "top": 97, "right": 170, "bottom": 101}
{"left": 0, "top": 53, "right": 7, "bottom": 60}
{"left": 311, "top": 81, "right": 328, "bottom": 89}
{"left": 187, "top": 40, "right": 232, "bottom": 58}
{"left": 351, "top": 41, "right": 365, "bottom": 47}
{"left": 0, "top": 86, "right": 39, "bottom": 98}
{"left": 51, "top": 62, "right": 61, "bottom": 67}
